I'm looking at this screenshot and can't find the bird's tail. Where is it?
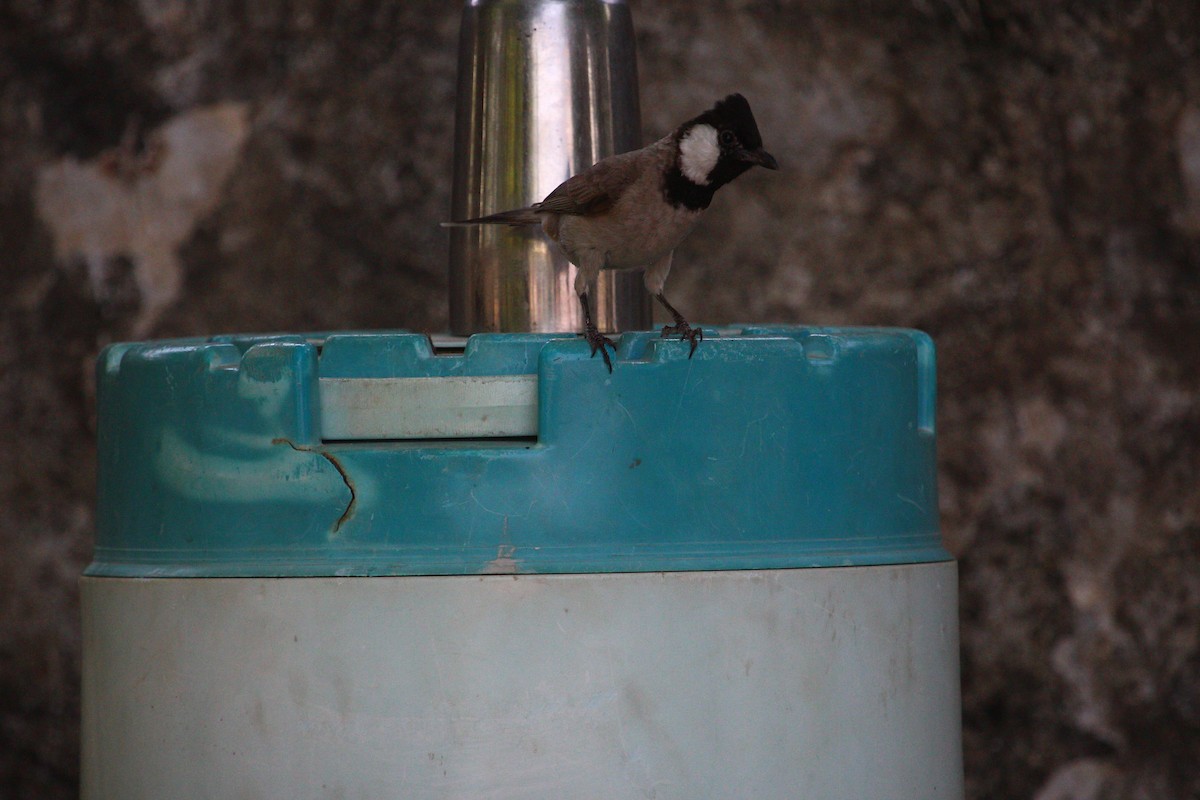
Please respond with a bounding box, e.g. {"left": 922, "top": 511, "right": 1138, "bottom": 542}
{"left": 440, "top": 207, "right": 543, "bottom": 227}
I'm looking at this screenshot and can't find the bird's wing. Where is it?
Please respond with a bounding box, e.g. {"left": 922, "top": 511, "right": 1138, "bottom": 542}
{"left": 440, "top": 154, "right": 640, "bottom": 225}
{"left": 534, "top": 148, "right": 647, "bottom": 216}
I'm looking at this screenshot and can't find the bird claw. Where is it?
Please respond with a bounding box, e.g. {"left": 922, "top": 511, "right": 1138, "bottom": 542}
{"left": 583, "top": 326, "right": 617, "bottom": 372}
{"left": 660, "top": 321, "right": 704, "bottom": 358}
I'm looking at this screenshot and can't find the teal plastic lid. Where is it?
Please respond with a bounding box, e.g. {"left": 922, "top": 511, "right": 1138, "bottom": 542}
{"left": 91, "top": 327, "right": 945, "bottom": 577}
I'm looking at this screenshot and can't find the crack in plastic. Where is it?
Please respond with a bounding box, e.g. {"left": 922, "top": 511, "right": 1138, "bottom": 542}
{"left": 271, "top": 438, "right": 356, "bottom": 532}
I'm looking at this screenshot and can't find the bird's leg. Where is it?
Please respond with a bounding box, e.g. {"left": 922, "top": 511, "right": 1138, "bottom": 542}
{"left": 644, "top": 252, "right": 702, "bottom": 358}
{"left": 655, "top": 292, "right": 703, "bottom": 358}
{"left": 579, "top": 292, "right": 617, "bottom": 373}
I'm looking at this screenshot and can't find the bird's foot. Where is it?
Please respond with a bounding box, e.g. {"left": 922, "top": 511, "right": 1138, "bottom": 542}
{"left": 660, "top": 320, "right": 704, "bottom": 358}
{"left": 583, "top": 326, "right": 617, "bottom": 373}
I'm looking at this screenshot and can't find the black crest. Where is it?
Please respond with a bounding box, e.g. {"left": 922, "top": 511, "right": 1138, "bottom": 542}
{"left": 691, "top": 93, "right": 765, "bottom": 152}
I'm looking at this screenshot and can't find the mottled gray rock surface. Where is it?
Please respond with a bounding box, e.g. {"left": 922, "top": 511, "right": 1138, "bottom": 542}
{"left": 2, "top": 1, "right": 1198, "bottom": 797}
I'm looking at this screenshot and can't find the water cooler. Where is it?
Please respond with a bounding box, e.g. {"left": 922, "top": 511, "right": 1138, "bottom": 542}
{"left": 81, "top": 2, "right": 964, "bottom": 798}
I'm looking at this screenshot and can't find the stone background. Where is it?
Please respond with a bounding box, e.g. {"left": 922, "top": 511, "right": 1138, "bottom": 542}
{"left": 2, "top": 1, "right": 1199, "bottom": 797}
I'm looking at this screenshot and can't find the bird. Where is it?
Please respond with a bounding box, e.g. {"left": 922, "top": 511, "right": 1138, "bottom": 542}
{"left": 446, "top": 93, "right": 778, "bottom": 372}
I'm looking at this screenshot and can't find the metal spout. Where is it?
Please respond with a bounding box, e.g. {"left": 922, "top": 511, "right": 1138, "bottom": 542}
{"left": 448, "top": 0, "right": 650, "bottom": 335}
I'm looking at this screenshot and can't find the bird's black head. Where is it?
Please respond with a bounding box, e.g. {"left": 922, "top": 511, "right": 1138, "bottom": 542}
{"left": 666, "top": 93, "right": 778, "bottom": 210}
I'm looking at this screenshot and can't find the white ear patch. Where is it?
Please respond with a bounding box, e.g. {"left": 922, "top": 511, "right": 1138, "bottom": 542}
{"left": 679, "top": 124, "right": 720, "bottom": 185}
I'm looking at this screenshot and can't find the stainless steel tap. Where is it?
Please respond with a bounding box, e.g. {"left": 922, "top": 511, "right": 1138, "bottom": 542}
{"left": 448, "top": 0, "right": 650, "bottom": 335}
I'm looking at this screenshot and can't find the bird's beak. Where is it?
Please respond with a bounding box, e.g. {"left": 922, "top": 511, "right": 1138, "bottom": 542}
{"left": 739, "top": 147, "right": 779, "bottom": 170}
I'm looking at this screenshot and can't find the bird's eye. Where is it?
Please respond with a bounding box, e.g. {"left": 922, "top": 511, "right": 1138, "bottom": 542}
{"left": 719, "top": 130, "right": 736, "bottom": 146}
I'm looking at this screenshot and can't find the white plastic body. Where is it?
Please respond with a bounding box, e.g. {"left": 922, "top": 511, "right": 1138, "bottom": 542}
{"left": 81, "top": 563, "right": 963, "bottom": 799}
